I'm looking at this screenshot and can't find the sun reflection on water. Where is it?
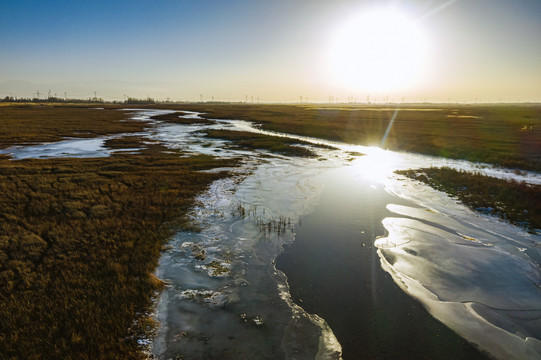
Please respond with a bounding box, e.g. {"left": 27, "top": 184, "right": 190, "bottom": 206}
{"left": 349, "top": 146, "right": 400, "bottom": 184}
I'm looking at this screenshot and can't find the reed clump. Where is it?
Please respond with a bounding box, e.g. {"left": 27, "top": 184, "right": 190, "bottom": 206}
{"left": 234, "top": 203, "right": 292, "bottom": 235}
{"left": 234, "top": 203, "right": 258, "bottom": 218}
{"left": 257, "top": 215, "right": 292, "bottom": 235}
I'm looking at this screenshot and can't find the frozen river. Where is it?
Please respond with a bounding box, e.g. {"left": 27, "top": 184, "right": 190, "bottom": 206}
{"left": 150, "top": 111, "right": 541, "bottom": 360}
{"left": 4, "top": 109, "right": 540, "bottom": 359}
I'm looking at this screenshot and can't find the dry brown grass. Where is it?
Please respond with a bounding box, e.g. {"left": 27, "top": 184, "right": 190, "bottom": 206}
{"left": 397, "top": 167, "right": 541, "bottom": 232}
{"left": 0, "top": 104, "right": 146, "bottom": 148}
{"left": 0, "top": 105, "right": 240, "bottom": 359}
{"left": 163, "top": 103, "right": 541, "bottom": 171}
{"left": 201, "top": 129, "right": 320, "bottom": 157}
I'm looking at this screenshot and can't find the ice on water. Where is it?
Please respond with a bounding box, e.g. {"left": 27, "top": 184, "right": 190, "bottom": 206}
{"left": 5, "top": 108, "right": 539, "bottom": 359}
{"left": 378, "top": 179, "right": 541, "bottom": 360}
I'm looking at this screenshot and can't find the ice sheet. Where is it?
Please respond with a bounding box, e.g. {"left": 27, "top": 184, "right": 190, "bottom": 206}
{"left": 377, "top": 178, "right": 541, "bottom": 360}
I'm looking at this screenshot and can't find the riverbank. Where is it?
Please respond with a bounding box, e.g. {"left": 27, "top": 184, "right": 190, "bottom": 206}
{"left": 396, "top": 167, "right": 541, "bottom": 233}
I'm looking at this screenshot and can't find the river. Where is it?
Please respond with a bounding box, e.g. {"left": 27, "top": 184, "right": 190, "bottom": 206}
{"left": 3, "top": 109, "right": 540, "bottom": 359}
{"left": 149, "top": 111, "right": 541, "bottom": 360}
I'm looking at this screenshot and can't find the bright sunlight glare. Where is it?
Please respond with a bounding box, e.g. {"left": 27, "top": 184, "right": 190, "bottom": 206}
{"left": 329, "top": 7, "right": 429, "bottom": 93}
{"left": 350, "top": 147, "right": 399, "bottom": 184}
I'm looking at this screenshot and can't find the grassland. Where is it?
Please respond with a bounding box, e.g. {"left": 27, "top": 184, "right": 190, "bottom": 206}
{"left": 396, "top": 167, "right": 541, "bottom": 233}
{"left": 166, "top": 103, "right": 540, "bottom": 231}
{"left": 201, "top": 129, "right": 320, "bottom": 157}
{"left": 0, "top": 105, "right": 239, "bottom": 359}
{"left": 167, "top": 103, "right": 541, "bottom": 171}
{"left": 0, "top": 104, "right": 145, "bottom": 148}
{"left": 170, "top": 103, "right": 539, "bottom": 234}
{"left": 1, "top": 102, "right": 539, "bottom": 358}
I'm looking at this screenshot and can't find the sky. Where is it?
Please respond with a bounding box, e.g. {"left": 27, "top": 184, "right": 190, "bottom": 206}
{"left": 1, "top": 0, "right": 540, "bottom": 103}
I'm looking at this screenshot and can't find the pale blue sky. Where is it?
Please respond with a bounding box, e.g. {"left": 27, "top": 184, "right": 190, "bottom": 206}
{"left": 1, "top": 0, "right": 540, "bottom": 102}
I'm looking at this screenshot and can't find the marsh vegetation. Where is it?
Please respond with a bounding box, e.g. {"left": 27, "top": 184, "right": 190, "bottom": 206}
{"left": 396, "top": 167, "right": 541, "bottom": 233}
{"left": 0, "top": 104, "right": 145, "bottom": 148}
{"left": 0, "top": 105, "right": 238, "bottom": 359}
{"left": 149, "top": 111, "right": 216, "bottom": 125}
{"left": 234, "top": 203, "right": 292, "bottom": 234}
{"left": 170, "top": 103, "right": 541, "bottom": 171}
{"left": 1, "top": 102, "right": 539, "bottom": 359}
{"left": 201, "top": 129, "right": 320, "bottom": 157}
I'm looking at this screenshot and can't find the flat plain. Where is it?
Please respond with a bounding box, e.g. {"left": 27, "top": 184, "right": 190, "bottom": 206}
{"left": 0, "top": 102, "right": 539, "bottom": 359}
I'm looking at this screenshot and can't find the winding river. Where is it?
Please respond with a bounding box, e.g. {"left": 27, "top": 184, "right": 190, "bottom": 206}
{"left": 150, "top": 111, "right": 541, "bottom": 360}
{"left": 3, "top": 109, "right": 540, "bottom": 359}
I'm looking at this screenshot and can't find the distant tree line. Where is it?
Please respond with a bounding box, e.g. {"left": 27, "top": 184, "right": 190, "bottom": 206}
{"left": 1, "top": 95, "right": 106, "bottom": 104}
{"left": 0, "top": 95, "right": 160, "bottom": 105}
{"left": 1, "top": 95, "right": 241, "bottom": 105}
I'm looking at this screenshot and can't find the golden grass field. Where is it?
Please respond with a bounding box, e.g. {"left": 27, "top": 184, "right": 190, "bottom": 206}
{"left": 0, "top": 102, "right": 539, "bottom": 358}
{"left": 167, "top": 103, "right": 541, "bottom": 171}
{"left": 0, "top": 105, "right": 239, "bottom": 359}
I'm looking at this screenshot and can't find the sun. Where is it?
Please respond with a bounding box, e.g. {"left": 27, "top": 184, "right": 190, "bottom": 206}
{"left": 329, "top": 8, "right": 429, "bottom": 93}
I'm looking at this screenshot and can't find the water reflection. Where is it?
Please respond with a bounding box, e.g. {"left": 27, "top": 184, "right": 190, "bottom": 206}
{"left": 349, "top": 147, "right": 399, "bottom": 183}
{"left": 380, "top": 178, "right": 541, "bottom": 360}
{"left": 275, "top": 166, "right": 487, "bottom": 360}
{"left": 3, "top": 109, "right": 539, "bottom": 359}
{"left": 152, "top": 157, "right": 343, "bottom": 359}
{"left": 0, "top": 138, "right": 111, "bottom": 159}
